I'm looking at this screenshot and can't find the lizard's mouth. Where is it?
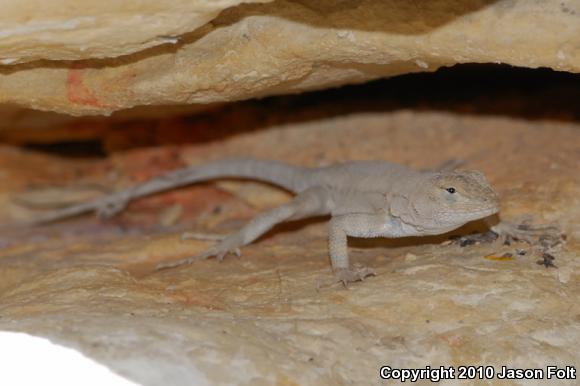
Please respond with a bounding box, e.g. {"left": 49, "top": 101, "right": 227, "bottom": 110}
{"left": 467, "top": 205, "right": 499, "bottom": 220}
{"left": 442, "top": 205, "right": 499, "bottom": 226}
{"left": 423, "top": 205, "right": 500, "bottom": 233}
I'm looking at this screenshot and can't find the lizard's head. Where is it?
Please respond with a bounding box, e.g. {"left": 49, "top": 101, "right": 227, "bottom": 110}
{"left": 392, "top": 170, "right": 500, "bottom": 234}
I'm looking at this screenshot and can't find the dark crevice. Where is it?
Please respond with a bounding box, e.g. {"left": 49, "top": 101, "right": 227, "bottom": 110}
{"left": 7, "top": 63, "right": 580, "bottom": 158}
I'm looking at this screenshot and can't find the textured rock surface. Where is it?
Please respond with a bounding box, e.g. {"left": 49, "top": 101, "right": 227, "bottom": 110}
{"left": 0, "top": 0, "right": 271, "bottom": 63}
{"left": 0, "top": 111, "right": 578, "bottom": 385}
{"left": 1, "top": 0, "right": 580, "bottom": 115}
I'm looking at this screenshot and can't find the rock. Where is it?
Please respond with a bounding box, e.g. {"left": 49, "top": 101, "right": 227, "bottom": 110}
{"left": 0, "top": 111, "right": 579, "bottom": 385}
{"left": 1, "top": 0, "right": 580, "bottom": 115}
{"left": 0, "top": 0, "right": 271, "bottom": 63}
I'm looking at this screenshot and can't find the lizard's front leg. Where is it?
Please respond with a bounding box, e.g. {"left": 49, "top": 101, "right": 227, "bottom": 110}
{"left": 328, "top": 214, "right": 394, "bottom": 284}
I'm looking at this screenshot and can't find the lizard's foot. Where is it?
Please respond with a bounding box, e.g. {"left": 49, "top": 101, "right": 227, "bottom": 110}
{"left": 491, "top": 217, "right": 564, "bottom": 247}
{"left": 96, "top": 200, "right": 127, "bottom": 219}
{"left": 449, "top": 218, "right": 564, "bottom": 249}
{"left": 95, "top": 196, "right": 131, "bottom": 219}
{"left": 185, "top": 232, "right": 243, "bottom": 261}
{"left": 156, "top": 234, "right": 243, "bottom": 270}
{"left": 334, "top": 265, "right": 376, "bottom": 286}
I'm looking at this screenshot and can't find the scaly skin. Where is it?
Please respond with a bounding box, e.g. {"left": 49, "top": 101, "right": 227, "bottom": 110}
{"left": 23, "top": 158, "right": 500, "bottom": 284}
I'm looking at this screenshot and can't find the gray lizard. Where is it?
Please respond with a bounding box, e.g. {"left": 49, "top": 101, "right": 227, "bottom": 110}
{"left": 25, "top": 158, "right": 500, "bottom": 283}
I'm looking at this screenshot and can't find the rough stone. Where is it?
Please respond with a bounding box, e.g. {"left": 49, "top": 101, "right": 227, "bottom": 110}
{"left": 0, "top": 111, "right": 578, "bottom": 385}
{"left": 0, "top": 0, "right": 271, "bottom": 63}
{"left": 1, "top": 0, "right": 580, "bottom": 115}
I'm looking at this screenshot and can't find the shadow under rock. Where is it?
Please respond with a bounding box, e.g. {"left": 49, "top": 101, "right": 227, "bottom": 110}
{"left": 215, "top": 0, "right": 501, "bottom": 35}
{"left": 261, "top": 215, "right": 495, "bottom": 250}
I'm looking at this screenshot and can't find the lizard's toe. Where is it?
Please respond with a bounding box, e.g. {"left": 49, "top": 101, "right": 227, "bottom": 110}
{"left": 211, "top": 237, "right": 244, "bottom": 261}
{"left": 216, "top": 250, "right": 227, "bottom": 262}
{"left": 157, "top": 237, "right": 244, "bottom": 270}
{"left": 214, "top": 247, "right": 242, "bottom": 261}
{"left": 181, "top": 232, "right": 226, "bottom": 241}
{"left": 156, "top": 255, "right": 198, "bottom": 270}
{"left": 334, "top": 265, "right": 376, "bottom": 286}
{"left": 155, "top": 248, "right": 223, "bottom": 270}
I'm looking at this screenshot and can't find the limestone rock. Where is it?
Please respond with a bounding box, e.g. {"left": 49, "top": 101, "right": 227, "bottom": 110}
{"left": 0, "top": 0, "right": 271, "bottom": 63}
{"left": 0, "top": 111, "right": 579, "bottom": 385}
{"left": 1, "top": 0, "right": 580, "bottom": 115}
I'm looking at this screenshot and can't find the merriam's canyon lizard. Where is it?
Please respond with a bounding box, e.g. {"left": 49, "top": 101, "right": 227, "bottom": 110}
{"left": 26, "top": 158, "right": 503, "bottom": 284}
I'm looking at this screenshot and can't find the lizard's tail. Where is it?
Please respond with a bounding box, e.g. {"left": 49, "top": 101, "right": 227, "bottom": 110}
{"left": 24, "top": 158, "right": 309, "bottom": 224}
{"left": 138, "top": 158, "right": 308, "bottom": 194}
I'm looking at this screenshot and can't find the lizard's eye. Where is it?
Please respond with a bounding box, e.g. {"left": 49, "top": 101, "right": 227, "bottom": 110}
{"left": 446, "top": 187, "right": 456, "bottom": 194}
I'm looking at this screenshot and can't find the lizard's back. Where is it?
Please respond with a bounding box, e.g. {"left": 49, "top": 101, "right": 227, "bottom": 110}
{"left": 305, "top": 160, "right": 419, "bottom": 192}
{"left": 302, "top": 161, "right": 422, "bottom": 215}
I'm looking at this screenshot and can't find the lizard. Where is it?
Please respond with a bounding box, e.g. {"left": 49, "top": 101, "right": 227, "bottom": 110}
{"left": 22, "top": 158, "right": 501, "bottom": 284}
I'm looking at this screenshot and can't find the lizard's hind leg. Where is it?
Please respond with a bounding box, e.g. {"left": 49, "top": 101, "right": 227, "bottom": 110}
{"left": 156, "top": 187, "right": 330, "bottom": 270}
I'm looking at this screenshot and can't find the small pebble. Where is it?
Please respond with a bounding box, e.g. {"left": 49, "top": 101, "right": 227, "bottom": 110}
{"left": 537, "top": 252, "right": 557, "bottom": 268}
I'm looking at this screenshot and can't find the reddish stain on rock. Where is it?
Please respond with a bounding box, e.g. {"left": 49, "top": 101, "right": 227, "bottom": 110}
{"left": 66, "top": 67, "right": 103, "bottom": 107}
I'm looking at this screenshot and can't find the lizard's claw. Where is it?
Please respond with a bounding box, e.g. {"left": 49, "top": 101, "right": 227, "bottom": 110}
{"left": 334, "top": 265, "right": 376, "bottom": 286}
{"left": 206, "top": 244, "right": 242, "bottom": 262}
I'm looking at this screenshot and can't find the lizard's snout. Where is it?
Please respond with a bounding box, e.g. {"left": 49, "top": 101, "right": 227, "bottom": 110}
{"left": 485, "top": 191, "right": 500, "bottom": 212}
